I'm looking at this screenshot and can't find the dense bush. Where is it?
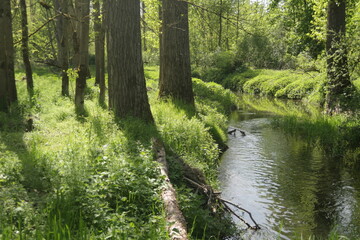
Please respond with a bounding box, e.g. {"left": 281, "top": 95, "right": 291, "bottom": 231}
{"left": 198, "top": 51, "right": 244, "bottom": 84}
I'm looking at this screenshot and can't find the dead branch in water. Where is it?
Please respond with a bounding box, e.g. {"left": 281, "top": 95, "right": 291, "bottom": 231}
{"left": 183, "top": 176, "right": 260, "bottom": 230}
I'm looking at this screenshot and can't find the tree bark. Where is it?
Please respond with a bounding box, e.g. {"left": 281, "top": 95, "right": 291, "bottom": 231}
{"left": 93, "top": 0, "right": 106, "bottom": 105}
{"left": 159, "top": 0, "right": 194, "bottom": 106}
{"left": 20, "top": 0, "right": 34, "bottom": 94}
{"left": 141, "top": 1, "right": 147, "bottom": 52}
{"left": 152, "top": 139, "right": 188, "bottom": 240}
{"left": 106, "top": 0, "right": 154, "bottom": 122}
{"left": 325, "top": 0, "right": 354, "bottom": 114}
{"left": 74, "top": 0, "right": 90, "bottom": 113}
{"left": 54, "top": 0, "right": 71, "bottom": 96}
{"left": 0, "top": 0, "right": 17, "bottom": 112}
{"left": 218, "top": 0, "right": 223, "bottom": 49}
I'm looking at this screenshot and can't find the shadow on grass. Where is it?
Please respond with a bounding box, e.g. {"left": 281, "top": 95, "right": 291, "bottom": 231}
{"left": 0, "top": 107, "right": 51, "bottom": 194}
{"left": 116, "top": 117, "right": 160, "bottom": 155}
{"left": 160, "top": 97, "right": 196, "bottom": 119}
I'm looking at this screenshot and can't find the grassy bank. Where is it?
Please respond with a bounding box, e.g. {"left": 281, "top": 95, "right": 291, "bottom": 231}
{"left": 199, "top": 61, "right": 360, "bottom": 106}
{"left": 0, "top": 66, "right": 237, "bottom": 239}
{"left": 197, "top": 61, "right": 360, "bottom": 165}
{"left": 240, "top": 95, "right": 360, "bottom": 166}
{"left": 209, "top": 68, "right": 327, "bottom": 103}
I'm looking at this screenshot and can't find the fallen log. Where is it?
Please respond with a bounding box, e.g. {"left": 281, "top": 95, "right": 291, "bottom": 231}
{"left": 152, "top": 138, "right": 188, "bottom": 240}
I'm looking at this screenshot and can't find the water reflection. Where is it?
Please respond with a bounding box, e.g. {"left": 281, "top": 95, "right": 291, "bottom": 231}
{"left": 219, "top": 108, "right": 360, "bottom": 239}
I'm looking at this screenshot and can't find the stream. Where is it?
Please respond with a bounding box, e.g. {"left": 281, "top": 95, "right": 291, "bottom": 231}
{"left": 219, "top": 103, "right": 360, "bottom": 239}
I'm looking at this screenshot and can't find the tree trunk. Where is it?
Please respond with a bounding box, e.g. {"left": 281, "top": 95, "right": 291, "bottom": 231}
{"left": 141, "top": 1, "right": 147, "bottom": 52}
{"left": 61, "top": 0, "right": 70, "bottom": 97}
{"left": 159, "top": 0, "right": 194, "bottom": 106}
{"left": 325, "top": 0, "right": 354, "bottom": 114}
{"left": 93, "top": 0, "right": 106, "bottom": 105}
{"left": 0, "top": 0, "right": 17, "bottom": 112}
{"left": 218, "top": 0, "right": 223, "bottom": 49}
{"left": 54, "top": 0, "right": 71, "bottom": 96}
{"left": 236, "top": 0, "right": 240, "bottom": 41}
{"left": 20, "top": 0, "right": 34, "bottom": 95}
{"left": 106, "top": 0, "right": 154, "bottom": 122}
{"left": 74, "top": 0, "right": 90, "bottom": 113}
{"left": 93, "top": 0, "right": 105, "bottom": 104}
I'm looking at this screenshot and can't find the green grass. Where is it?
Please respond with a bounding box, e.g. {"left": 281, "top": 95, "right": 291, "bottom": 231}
{"left": 204, "top": 67, "right": 360, "bottom": 108}
{"left": 240, "top": 95, "right": 360, "bottom": 166}
{"left": 0, "top": 66, "right": 238, "bottom": 239}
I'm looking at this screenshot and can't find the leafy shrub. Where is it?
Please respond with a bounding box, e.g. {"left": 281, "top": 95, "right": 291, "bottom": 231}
{"left": 200, "top": 51, "right": 244, "bottom": 84}
{"left": 192, "top": 78, "right": 238, "bottom": 114}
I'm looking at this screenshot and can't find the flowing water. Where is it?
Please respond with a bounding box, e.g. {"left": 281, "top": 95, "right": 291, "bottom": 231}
{"left": 219, "top": 105, "right": 360, "bottom": 239}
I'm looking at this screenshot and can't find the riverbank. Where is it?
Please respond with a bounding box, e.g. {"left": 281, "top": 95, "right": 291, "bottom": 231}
{"left": 198, "top": 66, "right": 360, "bottom": 166}
{"left": 201, "top": 68, "right": 360, "bottom": 105}
{"left": 219, "top": 104, "right": 360, "bottom": 239}
{"left": 0, "top": 66, "right": 237, "bottom": 239}
{"left": 239, "top": 95, "right": 360, "bottom": 167}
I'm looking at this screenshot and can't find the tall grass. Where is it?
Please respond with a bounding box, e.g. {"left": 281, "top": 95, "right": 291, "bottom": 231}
{"left": 0, "top": 66, "right": 238, "bottom": 239}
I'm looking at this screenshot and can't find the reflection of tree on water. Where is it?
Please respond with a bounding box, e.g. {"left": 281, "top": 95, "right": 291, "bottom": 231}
{"left": 258, "top": 129, "right": 322, "bottom": 238}
{"left": 221, "top": 103, "right": 360, "bottom": 239}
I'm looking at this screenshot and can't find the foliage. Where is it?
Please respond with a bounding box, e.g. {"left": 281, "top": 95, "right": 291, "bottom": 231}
{"left": 0, "top": 67, "right": 238, "bottom": 239}
{"left": 176, "top": 186, "right": 236, "bottom": 239}
{"left": 0, "top": 70, "right": 169, "bottom": 239}
{"left": 241, "top": 95, "right": 360, "bottom": 166}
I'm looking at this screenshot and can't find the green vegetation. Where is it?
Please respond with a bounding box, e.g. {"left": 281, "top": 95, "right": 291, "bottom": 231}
{"left": 0, "top": 67, "right": 238, "bottom": 239}
{"left": 197, "top": 51, "right": 359, "bottom": 106}
{"left": 194, "top": 47, "right": 360, "bottom": 167}
{"left": 240, "top": 95, "right": 360, "bottom": 166}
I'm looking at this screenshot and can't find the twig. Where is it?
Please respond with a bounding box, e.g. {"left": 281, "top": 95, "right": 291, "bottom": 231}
{"left": 183, "top": 176, "right": 260, "bottom": 230}
{"left": 14, "top": 14, "right": 62, "bottom": 45}
{"left": 229, "top": 127, "right": 246, "bottom": 136}
{"left": 222, "top": 202, "right": 252, "bottom": 229}
{"left": 218, "top": 197, "right": 260, "bottom": 230}
{"left": 178, "top": 0, "right": 255, "bottom": 36}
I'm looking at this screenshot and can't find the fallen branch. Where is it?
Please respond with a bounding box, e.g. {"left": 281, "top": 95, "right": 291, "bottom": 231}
{"left": 152, "top": 139, "right": 188, "bottom": 240}
{"left": 228, "top": 127, "right": 246, "bottom": 136}
{"left": 183, "top": 176, "right": 260, "bottom": 230}
{"left": 164, "top": 147, "right": 260, "bottom": 232}
{"left": 218, "top": 197, "right": 260, "bottom": 230}
{"left": 222, "top": 202, "right": 252, "bottom": 229}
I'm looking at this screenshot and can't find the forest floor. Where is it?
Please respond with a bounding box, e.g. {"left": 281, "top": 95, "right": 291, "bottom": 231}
{"left": 0, "top": 66, "right": 238, "bottom": 239}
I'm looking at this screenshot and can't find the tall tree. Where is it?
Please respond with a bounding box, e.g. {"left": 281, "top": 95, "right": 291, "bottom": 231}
{"left": 218, "top": 0, "right": 223, "bottom": 49}
{"left": 20, "top": 0, "right": 34, "bottom": 94}
{"left": 107, "top": 0, "right": 154, "bottom": 121}
{"left": 141, "top": 1, "right": 147, "bottom": 52}
{"left": 159, "top": 0, "right": 194, "bottom": 106}
{"left": 0, "top": 0, "right": 17, "bottom": 112}
{"left": 74, "top": 0, "right": 90, "bottom": 113}
{"left": 325, "top": 0, "right": 354, "bottom": 114}
{"left": 93, "top": 0, "right": 106, "bottom": 104}
{"left": 54, "top": 0, "right": 71, "bottom": 96}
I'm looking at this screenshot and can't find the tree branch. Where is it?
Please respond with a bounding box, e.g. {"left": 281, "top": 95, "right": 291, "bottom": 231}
{"left": 14, "top": 14, "right": 62, "bottom": 45}
{"left": 183, "top": 176, "right": 260, "bottom": 230}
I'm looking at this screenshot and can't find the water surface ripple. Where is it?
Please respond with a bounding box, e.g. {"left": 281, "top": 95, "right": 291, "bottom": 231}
{"left": 219, "top": 110, "right": 360, "bottom": 239}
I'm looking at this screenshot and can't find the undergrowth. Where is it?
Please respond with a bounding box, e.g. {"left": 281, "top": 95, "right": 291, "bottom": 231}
{"left": 0, "top": 66, "right": 238, "bottom": 239}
